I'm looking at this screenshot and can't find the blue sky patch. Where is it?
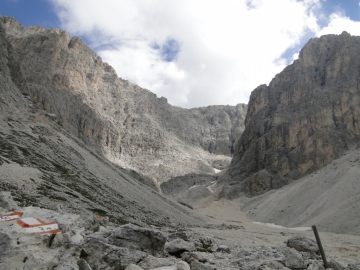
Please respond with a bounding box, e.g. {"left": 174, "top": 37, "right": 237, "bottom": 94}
{"left": 160, "top": 38, "right": 180, "bottom": 62}
{"left": 318, "top": 0, "right": 360, "bottom": 27}
{"left": 1, "top": 0, "right": 60, "bottom": 29}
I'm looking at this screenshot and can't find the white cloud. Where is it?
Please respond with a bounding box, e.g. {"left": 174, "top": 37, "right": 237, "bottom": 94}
{"left": 317, "top": 13, "right": 360, "bottom": 36}
{"left": 49, "top": 0, "right": 359, "bottom": 108}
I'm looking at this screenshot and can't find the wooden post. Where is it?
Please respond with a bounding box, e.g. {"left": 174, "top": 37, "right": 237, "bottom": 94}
{"left": 312, "top": 225, "right": 328, "bottom": 268}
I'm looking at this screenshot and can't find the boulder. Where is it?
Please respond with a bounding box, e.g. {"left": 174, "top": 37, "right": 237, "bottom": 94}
{"left": 190, "top": 260, "right": 216, "bottom": 270}
{"left": 138, "top": 255, "right": 176, "bottom": 269}
{"left": 327, "top": 261, "right": 347, "bottom": 270}
{"left": 240, "top": 260, "right": 285, "bottom": 270}
{"left": 168, "top": 231, "right": 189, "bottom": 241}
{"left": 277, "top": 247, "right": 307, "bottom": 269}
{"left": 81, "top": 238, "right": 148, "bottom": 270}
{"left": 216, "top": 244, "right": 230, "bottom": 254}
{"left": 307, "top": 261, "right": 325, "bottom": 270}
{"left": 181, "top": 252, "right": 199, "bottom": 264}
{"left": 0, "top": 191, "right": 19, "bottom": 211}
{"left": 287, "top": 236, "right": 319, "bottom": 254}
{"left": 106, "top": 223, "right": 167, "bottom": 256}
{"left": 176, "top": 261, "right": 191, "bottom": 270}
{"left": 165, "top": 239, "right": 196, "bottom": 256}
{"left": 125, "top": 264, "right": 144, "bottom": 270}
{"left": 199, "top": 237, "right": 213, "bottom": 249}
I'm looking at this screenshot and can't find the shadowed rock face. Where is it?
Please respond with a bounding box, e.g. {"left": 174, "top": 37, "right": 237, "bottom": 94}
{"left": 224, "top": 31, "right": 360, "bottom": 197}
{"left": 0, "top": 21, "right": 209, "bottom": 227}
{"left": 0, "top": 16, "right": 247, "bottom": 184}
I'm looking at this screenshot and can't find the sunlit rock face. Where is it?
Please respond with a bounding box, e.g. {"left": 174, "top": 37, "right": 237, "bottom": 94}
{"left": 224, "top": 31, "right": 360, "bottom": 197}
{"left": 0, "top": 16, "right": 247, "bottom": 184}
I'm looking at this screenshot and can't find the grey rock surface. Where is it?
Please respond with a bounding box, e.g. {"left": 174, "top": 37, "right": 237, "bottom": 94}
{"left": 223, "top": 31, "right": 360, "bottom": 197}
{"left": 164, "top": 239, "right": 196, "bottom": 256}
{"left": 0, "top": 19, "right": 208, "bottom": 228}
{"left": 190, "top": 260, "right": 216, "bottom": 270}
{"left": 307, "top": 261, "right": 325, "bottom": 270}
{"left": 1, "top": 201, "right": 358, "bottom": 270}
{"left": 0, "top": 191, "right": 19, "bottom": 211}
{"left": 0, "top": 16, "right": 247, "bottom": 184}
{"left": 126, "top": 264, "right": 145, "bottom": 270}
{"left": 138, "top": 255, "right": 176, "bottom": 269}
{"left": 348, "top": 262, "right": 360, "bottom": 270}
{"left": 105, "top": 223, "right": 167, "bottom": 256}
{"left": 217, "top": 244, "right": 230, "bottom": 254}
{"left": 328, "top": 261, "right": 347, "bottom": 270}
{"left": 81, "top": 238, "right": 148, "bottom": 270}
{"left": 277, "top": 246, "right": 307, "bottom": 269}
{"left": 78, "top": 259, "right": 93, "bottom": 270}
{"left": 176, "top": 261, "right": 191, "bottom": 270}
{"left": 287, "top": 236, "right": 319, "bottom": 254}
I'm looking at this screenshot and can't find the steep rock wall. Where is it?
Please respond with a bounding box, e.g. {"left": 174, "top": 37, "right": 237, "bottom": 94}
{"left": 0, "top": 22, "right": 206, "bottom": 227}
{"left": 0, "top": 17, "right": 247, "bottom": 183}
{"left": 223, "top": 31, "right": 360, "bottom": 197}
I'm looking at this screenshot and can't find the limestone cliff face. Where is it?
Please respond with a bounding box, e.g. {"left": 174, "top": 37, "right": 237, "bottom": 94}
{"left": 0, "top": 23, "right": 207, "bottom": 226}
{"left": 224, "top": 31, "right": 360, "bottom": 197}
{"left": 0, "top": 17, "right": 247, "bottom": 183}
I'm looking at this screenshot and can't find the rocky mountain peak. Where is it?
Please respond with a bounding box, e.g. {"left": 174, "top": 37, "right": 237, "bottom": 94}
{"left": 0, "top": 16, "right": 247, "bottom": 184}
{"left": 222, "top": 31, "right": 360, "bottom": 197}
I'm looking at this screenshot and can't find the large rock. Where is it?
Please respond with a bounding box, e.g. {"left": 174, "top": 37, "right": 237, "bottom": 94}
{"left": 138, "top": 255, "right": 177, "bottom": 269}
{"left": 164, "top": 239, "right": 196, "bottom": 256}
{"left": 286, "top": 236, "right": 319, "bottom": 254}
{"left": 104, "top": 223, "right": 167, "bottom": 256}
{"left": 223, "top": 31, "right": 360, "bottom": 197}
{"left": 190, "top": 260, "right": 216, "bottom": 270}
{"left": 82, "top": 238, "right": 148, "bottom": 270}
{"left": 277, "top": 247, "right": 307, "bottom": 269}
{"left": 0, "top": 191, "right": 19, "bottom": 211}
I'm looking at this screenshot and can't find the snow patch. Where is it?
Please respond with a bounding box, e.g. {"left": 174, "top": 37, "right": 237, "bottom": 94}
{"left": 214, "top": 168, "right": 221, "bottom": 174}
{"left": 207, "top": 182, "right": 217, "bottom": 194}
{"left": 251, "top": 222, "right": 311, "bottom": 231}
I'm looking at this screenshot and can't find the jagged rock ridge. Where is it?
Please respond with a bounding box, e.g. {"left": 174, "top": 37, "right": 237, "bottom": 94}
{"left": 0, "top": 20, "right": 207, "bottom": 227}
{"left": 223, "top": 31, "right": 360, "bottom": 197}
{"left": 0, "top": 16, "right": 247, "bottom": 184}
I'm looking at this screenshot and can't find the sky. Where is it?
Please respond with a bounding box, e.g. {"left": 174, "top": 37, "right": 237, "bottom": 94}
{"left": 1, "top": 0, "right": 360, "bottom": 108}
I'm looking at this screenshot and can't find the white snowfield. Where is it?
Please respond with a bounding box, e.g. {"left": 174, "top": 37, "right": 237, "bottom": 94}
{"left": 251, "top": 221, "right": 311, "bottom": 231}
